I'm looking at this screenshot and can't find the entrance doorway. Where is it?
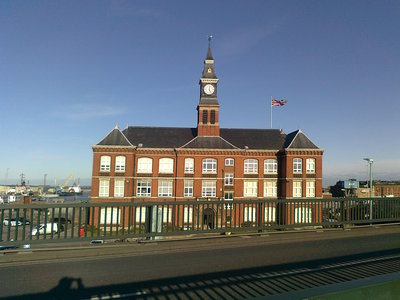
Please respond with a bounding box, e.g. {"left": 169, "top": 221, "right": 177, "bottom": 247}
{"left": 203, "top": 208, "right": 215, "bottom": 229}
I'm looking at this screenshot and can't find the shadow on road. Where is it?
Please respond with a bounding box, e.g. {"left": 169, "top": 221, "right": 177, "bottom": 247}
{"left": 4, "top": 248, "right": 400, "bottom": 300}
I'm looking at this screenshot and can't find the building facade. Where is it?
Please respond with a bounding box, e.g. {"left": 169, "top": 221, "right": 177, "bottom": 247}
{"left": 91, "top": 44, "right": 324, "bottom": 206}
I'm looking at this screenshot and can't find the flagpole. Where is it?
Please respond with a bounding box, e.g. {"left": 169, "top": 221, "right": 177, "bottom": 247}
{"left": 270, "top": 96, "right": 272, "bottom": 129}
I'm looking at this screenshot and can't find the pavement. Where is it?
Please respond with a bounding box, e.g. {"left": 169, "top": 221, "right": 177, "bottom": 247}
{"left": 2, "top": 224, "right": 400, "bottom": 265}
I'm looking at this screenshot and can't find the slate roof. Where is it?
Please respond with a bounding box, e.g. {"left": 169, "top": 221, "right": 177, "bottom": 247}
{"left": 181, "top": 136, "right": 238, "bottom": 149}
{"left": 96, "top": 126, "right": 321, "bottom": 150}
{"left": 283, "top": 129, "right": 319, "bottom": 149}
{"left": 97, "top": 126, "right": 132, "bottom": 146}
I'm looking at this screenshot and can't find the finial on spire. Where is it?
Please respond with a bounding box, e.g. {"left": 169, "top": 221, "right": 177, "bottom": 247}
{"left": 114, "top": 122, "right": 119, "bottom": 129}
{"left": 208, "top": 34, "right": 213, "bottom": 47}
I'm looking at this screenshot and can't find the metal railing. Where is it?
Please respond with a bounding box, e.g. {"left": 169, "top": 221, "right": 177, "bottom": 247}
{"left": 1, "top": 198, "right": 400, "bottom": 245}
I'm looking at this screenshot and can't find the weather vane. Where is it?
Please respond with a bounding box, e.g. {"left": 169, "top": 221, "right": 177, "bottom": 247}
{"left": 208, "top": 34, "right": 213, "bottom": 47}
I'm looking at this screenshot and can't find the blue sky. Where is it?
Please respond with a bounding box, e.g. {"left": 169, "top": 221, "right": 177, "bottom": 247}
{"left": 1, "top": 0, "right": 399, "bottom": 186}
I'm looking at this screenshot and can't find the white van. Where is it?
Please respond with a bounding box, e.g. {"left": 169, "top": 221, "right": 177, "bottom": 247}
{"left": 31, "top": 223, "right": 59, "bottom": 235}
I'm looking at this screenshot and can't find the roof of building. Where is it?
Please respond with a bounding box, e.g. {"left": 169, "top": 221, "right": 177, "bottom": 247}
{"left": 96, "top": 126, "right": 321, "bottom": 151}
{"left": 283, "top": 129, "right": 319, "bottom": 149}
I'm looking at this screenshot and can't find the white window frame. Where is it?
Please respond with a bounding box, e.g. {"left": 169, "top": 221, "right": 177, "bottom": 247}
{"left": 264, "top": 206, "right": 276, "bottom": 222}
{"left": 264, "top": 180, "right": 277, "bottom": 197}
{"left": 184, "top": 180, "right": 193, "bottom": 197}
{"left": 293, "top": 181, "right": 302, "bottom": 198}
{"left": 224, "top": 191, "right": 233, "bottom": 201}
{"left": 115, "top": 156, "right": 126, "bottom": 172}
{"left": 135, "top": 206, "right": 147, "bottom": 223}
{"left": 183, "top": 206, "right": 193, "bottom": 225}
{"left": 244, "top": 206, "right": 256, "bottom": 222}
{"left": 184, "top": 158, "right": 194, "bottom": 173}
{"left": 202, "top": 158, "right": 217, "bottom": 173}
{"left": 306, "top": 158, "right": 316, "bottom": 174}
{"left": 159, "top": 158, "right": 174, "bottom": 174}
{"left": 99, "top": 179, "right": 110, "bottom": 197}
{"left": 244, "top": 159, "right": 258, "bottom": 174}
{"left": 137, "top": 157, "right": 153, "bottom": 173}
{"left": 114, "top": 179, "right": 125, "bottom": 198}
{"left": 264, "top": 159, "right": 278, "bottom": 174}
{"left": 136, "top": 179, "right": 152, "bottom": 197}
{"left": 202, "top": 180, "right": 216, "bottom": 197}
{"left": 100, "top": 156, "right": 111, "bottom": 172}
{"left": 225, "top": 158, "right": 234, "bottom": 166}
{"left": 158, "top": 179, "right": 173, "bottom": 197}
{"left": 244, "top": 180, "right": 258, "bottom": 197}
{"left": 100, "top": 207, "right": 121, "bottom": 225}
{"left": 293, "top": 158, "right": 302, "bottom": 174}
{"left": 224, "top": 173, "right": 234, "bottom": 186}
{"left": 295, "top": 207, "right": 312, "bottom": 223}
{"left": 306, "top": 180, "right": 315, "bottom": 198}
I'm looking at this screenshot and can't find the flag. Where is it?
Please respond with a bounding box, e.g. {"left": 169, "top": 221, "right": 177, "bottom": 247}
{"left": 271, "top": 98, "right": 287, "bottom": 106}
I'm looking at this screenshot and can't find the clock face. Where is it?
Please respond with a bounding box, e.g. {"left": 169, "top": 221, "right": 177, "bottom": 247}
{"left": 203, "top": 84, "right": 215, "bottom": 95}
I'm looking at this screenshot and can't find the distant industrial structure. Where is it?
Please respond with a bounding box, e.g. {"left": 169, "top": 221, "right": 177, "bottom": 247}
{"left": 330, "top": 179, "right": 400, "bottom": 198}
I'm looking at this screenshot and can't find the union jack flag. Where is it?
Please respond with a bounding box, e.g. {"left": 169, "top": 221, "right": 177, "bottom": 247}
{"left": 271, "top": 98, "right": 287, "bottom": 106}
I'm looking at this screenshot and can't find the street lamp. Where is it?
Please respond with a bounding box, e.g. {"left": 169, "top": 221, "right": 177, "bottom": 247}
{"left": 363, "top": 158, "right": 374, "bottom": 224}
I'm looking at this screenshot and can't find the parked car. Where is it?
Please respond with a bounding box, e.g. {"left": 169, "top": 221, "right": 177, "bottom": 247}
{"left": 31, "top": 223, "right": 59, "bottom": 235}
{"left": 3, "top": 217, "right": 30, "bottom": 226}
{"left": 51, "top": 217, "right": 72, "bottom": 225}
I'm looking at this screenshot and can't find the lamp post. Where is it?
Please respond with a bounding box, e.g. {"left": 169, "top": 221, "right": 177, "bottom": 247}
{"left": 363, "top": 158, "right": 374, "bottom": 223}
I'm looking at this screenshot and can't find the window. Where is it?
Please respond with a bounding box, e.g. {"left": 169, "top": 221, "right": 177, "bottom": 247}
{"left": 265, "top": 206, "right": 276, "bottom": 223}
{"left": 224, "top": 191, "right": 233, "bottom": 201}
{"left": 137, "top": 179, "right": 151, "bottom": 197}
{"left": 114, "top": 179, "right": 124, "bottom": 198}
{"left": 244, "top": 180, "right": 258, "bottom": 197}
{"left": 183, "top": 206, "right": 193, "bottom": 225}
{"left": 306, "top": 158, "right": 315, "bottom": 174}
{"left": 202, "top": 180, "right": 216, "bottom": 197}
{"left": 100, "top": 207, "right": 121, "bottom": 225}
{"left": 244, "top": 159, "right": 258, "bottom": 174}
{"left": 293, "top": 158, "right": 302, "bottom": 174}
{"left": 264, "top": 180, "right": 277, "bottom": 197}
{"left": 306, "top": 181, "right": 315, "bottom": 197}
{"left": 158, "top": 180, "right": 173, "bottom": 197}
{"left": 184, "top": 180, "right": 193, "bottom": 197}
{"left": 293, "top": 181, "right": 302, "bottom": 198}
{"left": 161, "top": 206, "right": 173, "bottom": 223}
{"left": 295, "top": 207, "right": 312, "bottom": 223}
{"left": 244, "top": 206, "right": 256, "bottom": 222}
{"left": 137, "top": 158, "right": 153, "bottom": 173}
{"left": 225, "top": 158, "right": 234, "bottom": 166}
{"left": 224, "top": 173, "right": 234, "bottom": 186}
{"left": 264, "top": 159, "right": 277, "bottom": 174}
{"left": 135, "top": 206, "right": 147, "bottom": 223}
{"left": 115, "top": 156, "right": 126, "bottom": 172}
{"left": 210, "top": 110, "right": 215, "bottom": 124}
{"left": 100, "top": 156, "right": 111, "bottom": 172}
{"left": 99, "top": 179, "right": 109, "bottom": 197}
{"left": 159, "top": 158, "right": 174, "bottom": 173}
{"left": 202, "top": 158, "right": 217, "bottom": 173}
{"left": 184, "top": 158, "right": 194, "bottom": 173}
{"left": 202, "top": 110, "right": 208, "bottom": 124}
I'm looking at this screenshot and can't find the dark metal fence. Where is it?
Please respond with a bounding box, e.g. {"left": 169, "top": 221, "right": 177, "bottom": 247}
{"left": 1, "top": 198, "right": 400, "bottom": 245}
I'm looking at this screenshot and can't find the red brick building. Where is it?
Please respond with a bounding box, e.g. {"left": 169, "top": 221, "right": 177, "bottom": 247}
{"left": 91, "top": 44, "right": 324, "bottom": 220}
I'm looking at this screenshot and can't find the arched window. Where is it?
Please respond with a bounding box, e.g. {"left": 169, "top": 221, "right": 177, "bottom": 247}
{"left": 225, "top": 158, "right": 234, "bottom": 166}
{"left": 115, "top": 156, "right": 126, "bottom": 172}
{"left": 137, "top": 158, "right": 153, "bottom": 173}
{"left": 264, "top": 159, "right": 277, "bottom": 174}
{"left": 159, "top": 158, "right": 174, "bottom": 173}
{"left": 306, "top": 158, "right": 315, "bottom": 174}
{"left": 293, "top": 158, "right": 302, "bottom": 173}
{"left": 184, "top": 158, "right": 194, "bottom": 173}
{"left": 100, "top": 156, "right": 111, "bottom": 172}
{"left": 202, "top": 158, "right": 217, "bottom": 173}
{"left": 244, "top": 159, "right": 258, "bottom": 174}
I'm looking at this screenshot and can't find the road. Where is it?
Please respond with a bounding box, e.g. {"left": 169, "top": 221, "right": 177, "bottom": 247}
{"left": 1, "top": 226, "right": 400, "bottom": 299}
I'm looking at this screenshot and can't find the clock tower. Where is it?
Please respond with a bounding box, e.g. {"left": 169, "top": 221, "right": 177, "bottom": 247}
{"left": 197, "top": 36, "right": 220, "bottom": 137}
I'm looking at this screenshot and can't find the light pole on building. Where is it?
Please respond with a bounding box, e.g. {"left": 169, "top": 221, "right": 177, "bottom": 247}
{"left": 363, "top": 158, "right": 374, "bottom": 223}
